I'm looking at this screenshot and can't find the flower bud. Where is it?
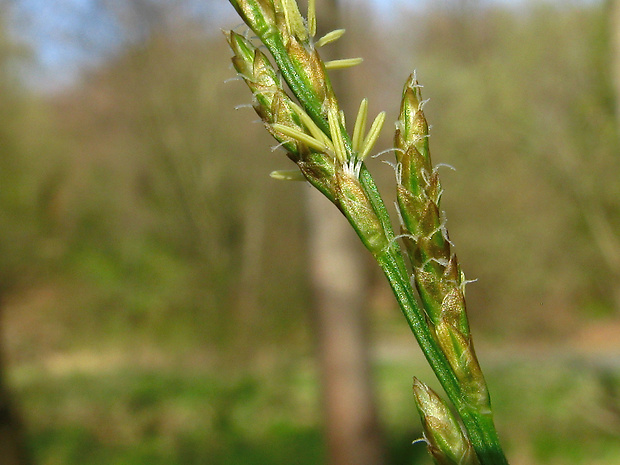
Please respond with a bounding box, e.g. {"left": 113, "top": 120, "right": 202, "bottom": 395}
{"left": 229, "top": 0, "right": 277, "bottom": 39}
{"left": 286, "top": 38, "right": 331, "bottom": 106}
{"left": 413, "top": 378, "right": 480, "bottom": 465}
{"left": 397, "top": 74, "right": 430, "bottom": 161}
{"left": 335, "top": 171, "right": 389, "bottom": 256}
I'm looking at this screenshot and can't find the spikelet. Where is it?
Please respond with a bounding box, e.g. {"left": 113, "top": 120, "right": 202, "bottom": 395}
{"left": 395, "top": 74, "right": 492, "bottom": 414}
{"left": 413, "top": 378, "right": 480, "bottom": 465}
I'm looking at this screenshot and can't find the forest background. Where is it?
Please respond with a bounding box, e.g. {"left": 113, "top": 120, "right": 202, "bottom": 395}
{"left": 1, "top": 0, "right": 620, "bottom": 464}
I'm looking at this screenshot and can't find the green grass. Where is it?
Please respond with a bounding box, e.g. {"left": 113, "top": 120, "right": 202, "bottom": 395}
{"left": 16, "top": 366, "right": 323, "bottom": 465}
{"left": 10, "top": 352, "right": 620, "bottom": 465}
{"left": 490, "top": 360, "right": 620, "bottom": 464}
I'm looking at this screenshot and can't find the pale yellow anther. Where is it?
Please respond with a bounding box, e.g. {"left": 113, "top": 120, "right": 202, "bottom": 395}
{"left": 286, "top": 100, "right": 335, "bottom": 152}
{"left": 272, "top": 123, "right": 327, "bottom": 153}
{"left": 327, "top": 108, "right": 348, "bottom": 163}
{"left": 270, "top": 169, "right": 306, "bottom": 181}
{"left": 315, "top": 29, "right": 345, "bottom": 48}
{"left": 359, "top": 111, "right": 386, "bottom": 160}
{"left": 339, "top": 110, "right": 346, "bottom": 127}
{"left": 324, "top": 57, "right": 364, "bottom": 70}
{"left": 308, "top": 0, "right": 316, "bottom": 37}
{"left": 352, "top": 98, "right": 368, "bottom": 153}
{"left": 282, "top": 0, "right": 308, "bottom": 41}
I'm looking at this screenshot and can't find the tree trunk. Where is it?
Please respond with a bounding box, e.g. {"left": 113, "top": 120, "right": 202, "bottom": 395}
{"left": 306, "top": 1, "right": 386, "bottom": 464}
{"left": 306, "top": 190, "right": 385, "bottom": 465}
{"left": 606, "top": 0, "right": 620, "bottom": 312}
{"left": 612, "top": 0, "right": 620, "bottom": 128}
{"left": 0, "top": 303, "right": 32, "bottom": 465}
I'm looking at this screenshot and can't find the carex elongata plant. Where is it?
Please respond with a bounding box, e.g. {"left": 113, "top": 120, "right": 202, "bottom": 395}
{"left": 224, "top": 1, "right": 509, "bottom": 463}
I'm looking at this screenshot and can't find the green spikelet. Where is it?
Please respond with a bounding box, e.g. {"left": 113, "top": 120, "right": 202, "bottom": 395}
{"left": 395, "top": 73, "right": 493, "bottom": 423}
{"left": 395, "top": 74, "right": 469, "bottom": 331}
{"left": 413, "top": 378, "right": 480, "bottom": 465}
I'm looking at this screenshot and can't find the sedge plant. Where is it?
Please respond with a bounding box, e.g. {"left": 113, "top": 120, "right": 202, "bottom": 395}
{"left": 224, "top": 1, "right": 509, "bottom": 463}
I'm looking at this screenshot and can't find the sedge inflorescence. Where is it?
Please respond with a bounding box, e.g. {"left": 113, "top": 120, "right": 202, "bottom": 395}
{"left": 225, "top": 1, "right": 509, "bottom": 464}
{"left": 226, "top": 0, "right": 384, "bottom": 181}
{"left": 226, "top": 0, "right": 393, "bottom": 256}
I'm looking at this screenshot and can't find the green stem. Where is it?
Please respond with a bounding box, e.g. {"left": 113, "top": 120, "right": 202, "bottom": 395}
{"left": 339, "top": 158, "right": 507, "bottom": 464}
{"left": 375, "top": 246, "right": 508, "bottom": 465}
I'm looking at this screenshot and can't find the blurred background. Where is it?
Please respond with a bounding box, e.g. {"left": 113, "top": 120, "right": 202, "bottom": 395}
{"left": 1, "top": 0, "right": 620, "bottom": 464}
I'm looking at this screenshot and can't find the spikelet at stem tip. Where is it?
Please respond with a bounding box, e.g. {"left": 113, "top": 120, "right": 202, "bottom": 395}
{"left": 280, "top": 0, "right": 308, "bottom": 41}
{"left": 413, "top": 378, "right": 480, "bottom": 465}
{"left": 228, "top": 0, "right": 277, "bottom": 39}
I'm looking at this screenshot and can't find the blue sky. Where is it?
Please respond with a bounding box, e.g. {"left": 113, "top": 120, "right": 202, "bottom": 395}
{"left": 7, "top": 0, "right": 600, "bottom": 92}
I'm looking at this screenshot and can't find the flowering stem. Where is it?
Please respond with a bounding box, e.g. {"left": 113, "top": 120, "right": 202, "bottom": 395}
{"left": 375, "top": 250, "right": 508, "bottom": 465}
{"left": 225, "top": 1, "right": 509, "bottom": 463}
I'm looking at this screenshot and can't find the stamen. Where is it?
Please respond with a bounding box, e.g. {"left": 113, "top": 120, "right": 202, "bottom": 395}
{"left": 327, "top": 108, "right": 347, "bottom": 163}
{"left": 324, "top": 58, "right": 363, "bottom": 70}
{"left": 352, "top": 98, "right": 368, "bottom": 153}
{"left": 287, "top": 100, "right": 335, "bottom": 151}
{"left": 282, "top": 0, "right": 308, "bottom": 41}
{"left": 270, "top": 170, "right": 306, "bottom": 181}
{"left": 308, "top": 0, "right": 317, "bottom": 38}
{"left": 358, "top": 111, "right": 386, "bottom": 160}
{"left": 315, "top": 29, "right": 346, "bottom": 47}
{"left": 272, "top": 123, "right": 328, "bottom": 153}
